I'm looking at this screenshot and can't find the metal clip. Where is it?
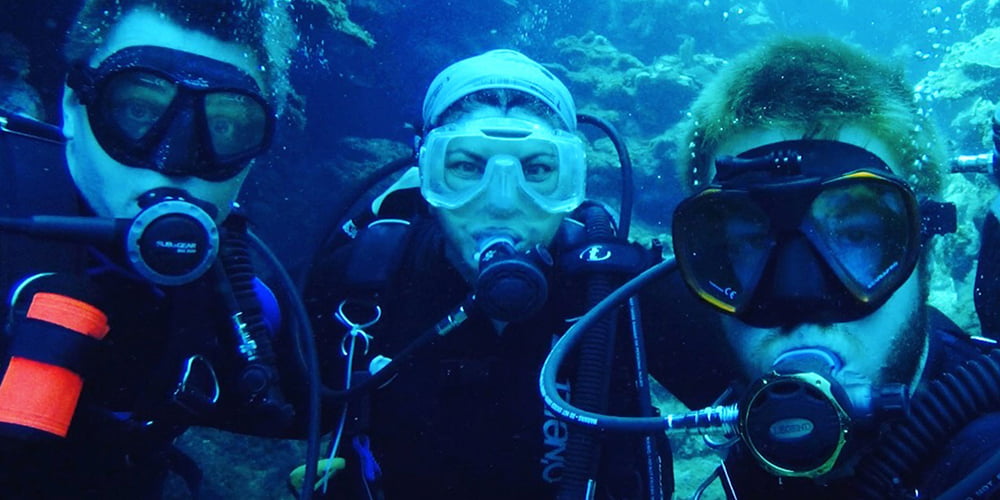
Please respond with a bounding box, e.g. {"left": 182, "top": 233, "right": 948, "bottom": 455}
{"left": 335, "top": 300, "right": 381, "bottom": 356}
{"left": 172, "top": 354, "right": 221, "bottom": 414}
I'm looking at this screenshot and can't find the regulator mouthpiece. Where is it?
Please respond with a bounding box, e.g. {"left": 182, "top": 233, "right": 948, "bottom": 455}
{"left": 0, "top": 188, "right": 219, "bottom": 286}
{"left": 738, "top": 348, "right": 907, "bottom": 479}
{"left": 474, "top": 236, "right": 551, "bottom": 322}
{"left": 127, "top": 188, "right": 219, "bottom": 286}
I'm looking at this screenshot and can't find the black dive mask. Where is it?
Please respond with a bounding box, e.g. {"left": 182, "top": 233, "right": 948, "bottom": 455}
{"left": 474, "top": 236, "right": 552, "bottom": 322}
{"left": 673, "top": 140, "right": 923, "bottom": 328}
{"left": 67, "top": 46, "right": 274, "bottom": 181}
{"left": 738, "top": 348, "right": 907, "bottom": 478}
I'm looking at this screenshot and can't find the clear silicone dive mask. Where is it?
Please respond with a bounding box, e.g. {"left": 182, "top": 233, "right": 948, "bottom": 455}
{"left": 418, "top": 117, "right": 586, "bottom": 213}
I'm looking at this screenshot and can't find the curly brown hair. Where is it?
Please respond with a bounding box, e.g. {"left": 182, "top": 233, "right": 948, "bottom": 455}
{"left": 679, "top": 36, "right": 944, "bottom": 199}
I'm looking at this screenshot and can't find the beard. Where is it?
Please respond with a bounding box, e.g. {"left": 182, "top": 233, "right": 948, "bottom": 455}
{"left": 876, "top": 302, "right": 928, "bottom": 387}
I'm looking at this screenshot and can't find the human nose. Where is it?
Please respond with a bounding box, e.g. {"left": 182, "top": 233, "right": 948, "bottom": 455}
{"left": 482, "top": 156, "right": 521, "bottom": 215}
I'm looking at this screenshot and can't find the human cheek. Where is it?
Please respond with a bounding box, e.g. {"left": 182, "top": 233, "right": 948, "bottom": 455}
{"left": 436, "top": 208, "right": 477, "bottom": 262}
{"left": 843, "top": 317, "right": 897, "bottom": 381}
{"left": 518, "top": 211, "right": 562, "bottom": 248}
{"left": 178, "top": 172, "right": 248, "bottom": 221}
{"left": 723, "top": 317, "right": 774, "bottom": 380}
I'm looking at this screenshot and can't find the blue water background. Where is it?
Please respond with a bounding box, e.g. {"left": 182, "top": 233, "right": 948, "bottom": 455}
{"left": 0, "top": 0, "right": 988, "bottom": 275}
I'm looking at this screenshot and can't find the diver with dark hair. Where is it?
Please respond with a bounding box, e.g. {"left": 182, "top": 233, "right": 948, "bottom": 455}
{"left": 303, "top": 49, "right": 672, "bottom": 499}
{"left": 637, "top": 36, "right": 1000, "bottom": 499}
{"left": 0, "top": 1, "right": 314, "bottom": 497}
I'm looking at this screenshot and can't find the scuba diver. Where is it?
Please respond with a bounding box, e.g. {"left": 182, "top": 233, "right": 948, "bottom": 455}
{"left": 304, "top": 49, "right": 672, "bottom": 499}
{"left": 652, "top": 36, "right": 1000, "bottom": 499}
{"left": 0, "top": 1, "right": 314, "bottom": 497}
{"left": 539, "top": 35, "right": 1000, "bottom": 500}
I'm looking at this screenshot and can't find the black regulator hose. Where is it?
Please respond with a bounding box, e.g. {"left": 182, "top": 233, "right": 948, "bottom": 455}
{"left": 856, "top": 349, "right": 1000, "bottom": 499}
{"left": 540, "top": 256, "right": 738, "bottom": 434}
{"left": 577, "top": 113, "right": 633, "bottom": 236}
{"left": 217, "top": 223, "right": 295, "bottom": 428}
{"left": 245, "top": 230, "right": 321, "bottom": 500}
{"left": 558, "top": 205, "right": 619, "bottom": 500}
{"left": 540, "top": 258, "right": 681, "bottom": 432}
{"left": 628, "top": 295, "right": 668, "bottom": 499}
{"left": 578, "top": 114, "right": 666, "bottom": 495}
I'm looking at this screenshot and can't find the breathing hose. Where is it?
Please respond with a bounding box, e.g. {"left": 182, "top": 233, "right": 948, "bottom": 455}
{"left": 937, "top": 446, "right": 1000, "bottom": 500}
{"left": 245, "top": 230, "right": 322, "bottom": 500}
{"left": 558, "top": 205, "right": 619, "bottom": 500}
{"left": 627, "top": 296, "right": 667, "bottom": 499}
{"left": 539, "top": 257, "right": 738, "bottom": 434}
{"left": 856, "top": 349, "right": 1000, "bottom": 499}
{"left": 217, "top": 223, "right": 294, "bottom": 428}
{"left": 577, "top": 114, "right": 633, "bottom": 235}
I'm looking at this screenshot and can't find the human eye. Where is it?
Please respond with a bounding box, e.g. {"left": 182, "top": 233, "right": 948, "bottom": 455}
{"left": 105, "top": 73, "right": 174, "bottom": 139}
{"left": 124, "top": 99, "right": 158, "bottom": 122}
{"left": 522, "top": 160, "right": 556, "bottom": 182}
{"left": 209, "top": 116, "right": 236, "bottom": 140}
{"left": 445, "top": 158, "right": 485, "bottom": 179}
{"left": 830, "top": 214, "right": 883, "bottom": 246}
{"left": 111, "top": 97, "right": 167, "bottom": 139}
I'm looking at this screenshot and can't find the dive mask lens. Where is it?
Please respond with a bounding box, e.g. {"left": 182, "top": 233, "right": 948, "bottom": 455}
{"left": 70, "top": 46, "right": 275, "bottom": 181}
{"left": 804, "top": 173, "right": 921, "bottom": 303}
{"left": 673, "top": 141, "right": 922, "bottom": 324}
{"left": 203, "top": 92, "right": 270, "bottom": 160}
{"left": 673, "top": 188, "right": 773, "bottom": 314}
{"left": 100, "top": 70, "right": 177, "bottom": 142}
{"left": 419, "top": 117, "right": 586, "bottom": 213}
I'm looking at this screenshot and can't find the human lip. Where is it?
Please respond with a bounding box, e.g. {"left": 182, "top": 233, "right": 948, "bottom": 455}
{"left": 473, "top": 229, "right": 523, "bottom": 246}
{"left": 769, "top": 342, "right": 847, "bottom": 365}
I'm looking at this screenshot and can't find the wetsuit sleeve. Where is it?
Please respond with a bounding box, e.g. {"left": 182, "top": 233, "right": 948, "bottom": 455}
{"left": 975, "top": 208, "right": 1000, "bottom": 339}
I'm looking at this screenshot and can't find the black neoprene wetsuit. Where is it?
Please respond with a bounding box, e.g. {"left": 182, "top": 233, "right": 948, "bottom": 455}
{"left": 305, "top": 209, "right": 672, "bottom": 499}
{"left": 0, "top": 113, "right": 295, "bottom": 498}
